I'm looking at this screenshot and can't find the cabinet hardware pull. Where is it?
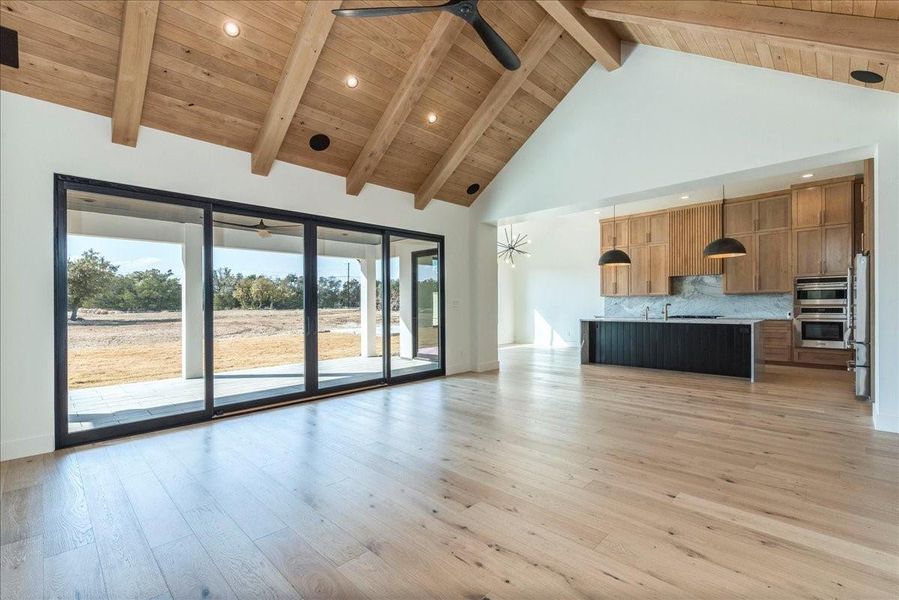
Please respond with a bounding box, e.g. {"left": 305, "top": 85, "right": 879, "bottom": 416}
{"left": 647, "top": 280, "right": 651, "bottom": 293}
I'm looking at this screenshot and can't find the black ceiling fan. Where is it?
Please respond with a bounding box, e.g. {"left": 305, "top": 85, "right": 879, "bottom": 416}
{"left": 332, "top": 0, "right": 520, "bottom": 71}
{"left": 213, "top": 218, "right": 298, "bottom": 238}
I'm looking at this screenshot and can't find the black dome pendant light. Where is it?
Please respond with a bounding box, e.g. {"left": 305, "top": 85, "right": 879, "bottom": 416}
{"left": 703, "top": 185, "right": 747, "bottom": 259}
{"left": 598, "top": 205, "right": 631, "bottom": 266}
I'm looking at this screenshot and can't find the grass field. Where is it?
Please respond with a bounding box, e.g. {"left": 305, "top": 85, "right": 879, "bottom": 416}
{"left": 68, "top": 308, "right": 405, "bottom": 388}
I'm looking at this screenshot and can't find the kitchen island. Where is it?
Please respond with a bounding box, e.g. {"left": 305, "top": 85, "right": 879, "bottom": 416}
{"left": 580, "top": 318, "right": 764, "bottom": 381}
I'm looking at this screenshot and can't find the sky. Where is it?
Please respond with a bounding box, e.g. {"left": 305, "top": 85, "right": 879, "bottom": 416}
{"left": 67, "top": 235, "right": 409, "bottom": 281}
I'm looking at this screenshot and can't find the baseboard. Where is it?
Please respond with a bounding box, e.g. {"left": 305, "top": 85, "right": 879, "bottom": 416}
{"left": 0, "top": 434, "right": 54, "bottom": 462}
{"left": 873, "top": 411, "right": 899, "bottom": 434}
{"left": 446, "top": 362, "right": 469, "bottom": 376}
{"left": 475, "top": 360, "right": 500, "bottom": 373}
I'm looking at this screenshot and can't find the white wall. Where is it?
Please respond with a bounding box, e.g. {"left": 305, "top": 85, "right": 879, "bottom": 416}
{"left": 0, "top": 92, "right": 476, "bottom": 460}
{"left": 479, "top": 44, "right": 899, "bottom": 433}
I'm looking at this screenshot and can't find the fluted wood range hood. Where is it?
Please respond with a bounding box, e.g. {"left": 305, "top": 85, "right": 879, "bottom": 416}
{"left": 0, "top": 1, "right": 895, "bottom": 207}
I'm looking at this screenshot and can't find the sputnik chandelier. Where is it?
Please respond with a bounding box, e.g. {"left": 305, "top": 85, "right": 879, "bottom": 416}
{"left": 497, "top": 226, "right": 531, "bottom": 268}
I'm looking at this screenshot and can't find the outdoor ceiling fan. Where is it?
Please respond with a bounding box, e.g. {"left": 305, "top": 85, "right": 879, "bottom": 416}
{"left": 332, "top": 0, "right": 520, "bottom": 70}
{"left": 213, "top": 218, "right": 297, "bottom": 239}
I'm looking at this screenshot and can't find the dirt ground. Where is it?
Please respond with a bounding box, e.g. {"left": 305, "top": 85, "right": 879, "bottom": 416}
{"left": 68, "top": 309, "right": 406, "bottom": 388}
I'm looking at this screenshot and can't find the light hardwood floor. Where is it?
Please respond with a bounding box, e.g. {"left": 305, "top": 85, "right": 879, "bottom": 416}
{"left": 2, "top": 346, "right": 898, "bottom": 599}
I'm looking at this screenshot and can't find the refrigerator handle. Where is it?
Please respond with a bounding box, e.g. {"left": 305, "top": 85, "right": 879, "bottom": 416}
{"left": 846, "top": 263, "right": 854, "bottom": 344}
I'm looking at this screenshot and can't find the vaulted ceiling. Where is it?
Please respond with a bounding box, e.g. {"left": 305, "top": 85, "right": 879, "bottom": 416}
{"left": 1, "top": 1, "right": 896, "bottom": 209}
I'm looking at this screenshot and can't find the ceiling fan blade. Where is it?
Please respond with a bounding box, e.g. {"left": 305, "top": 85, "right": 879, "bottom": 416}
{"left": 332, "top": 3, "right": 452, "bottom": 18}
{"left": 213, "top": 219, "right": 257, "bottom": 230}
{"left": 470, "top": 13, "right": 519, "bottom": 70}
{"left": 264, "top": 224, "right": 301, "bottom": 229}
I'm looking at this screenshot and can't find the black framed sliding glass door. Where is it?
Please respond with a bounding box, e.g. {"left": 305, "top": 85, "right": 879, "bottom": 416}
{"left": 211, "top": 211, "right": 307, "bottom": 410}
{"left": 389, "top": 236, "right": 443, "bottom": 378}
{"left": 59, "top": 187, "right": 211, "bottom": 442}
{"left": 314, "top": 225, "right": 386, "bottom": 391}
{"left": 55, "top": 175, "right": 445, "bottom": 449}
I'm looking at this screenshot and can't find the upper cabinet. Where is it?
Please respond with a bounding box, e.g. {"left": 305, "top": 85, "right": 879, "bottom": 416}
{"left": 628, "top": 212, "right": 669, "bottom": 246}
{"left": 792, "top": 181, "right": 852, "bottom": 227}
{"left": 792, "top": 187, "right": 823, "bottom": 228}
{"left": 723, "top": 193, "right": 792, "bottom": 294}
{"left": 791, "top": 178, "right": 855, "bottom": 277}
{"left": 600, "top": 219, "right": 628, "bottom": 250}
{"left": 756, "top": 194, "right": 790, "bottom": 231}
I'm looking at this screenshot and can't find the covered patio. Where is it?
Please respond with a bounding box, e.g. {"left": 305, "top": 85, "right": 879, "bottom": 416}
{"left": 68, "top": 355, "right": 437, "bottom": 431}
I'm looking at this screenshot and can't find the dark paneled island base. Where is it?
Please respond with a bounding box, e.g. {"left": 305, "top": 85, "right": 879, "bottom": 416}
{"left": 580, "top": 318, "right": 764, "bottom": 381}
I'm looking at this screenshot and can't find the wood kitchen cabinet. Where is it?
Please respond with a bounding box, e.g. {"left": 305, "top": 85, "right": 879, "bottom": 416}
{"left": 795, "top": 225, "right": 851, "bottom": 277}
{"left": 792, "top": 186, "right": 822, "bottom": 228}
{"left": 601, "top": 264, "right": 629, "bottom": 296}
{"left": 600, "top": 219, "right": 628, "bottom": 250}
{"left": 629, "top": 212, "right": 668, "bottom": 246}
{"left": 756, "top": 194, "right": 791, "bottom": 231}
{"left": 792, "top": 180, "right": 852, "bottom": 227}
{"left": 757, "top": 230, "right": 791, "bottom": 291}
{"left": 723, "top": 193, "right": 791, "bottom": 294}
{"left": 723, "top": 234, "right": 756, "bottom": 294}
{"left": 628, "top": 244, "right": 669, "bottom": 296}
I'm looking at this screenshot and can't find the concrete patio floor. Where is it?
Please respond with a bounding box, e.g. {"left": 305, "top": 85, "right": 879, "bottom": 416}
{"left": 68, "top": 355, "right": 437, "bottom": 432}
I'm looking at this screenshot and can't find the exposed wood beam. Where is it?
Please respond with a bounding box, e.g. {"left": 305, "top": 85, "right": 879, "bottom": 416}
{"left": 414, "top": 16, "right": 563, "bottom": 210}
{"left": 111, "top": 0, "right": 159, "bottom": 146}
{"left": 346, "top": 12, "right": 464, "bottom": 196}
{"left": 251, "top": 1, "right": 341, "bottom": 176}
{"left": 582, "top": 0, "right": 899, "bottom": 63}
{"left": 537, "top": 0, "right": 621, "bottom": 70}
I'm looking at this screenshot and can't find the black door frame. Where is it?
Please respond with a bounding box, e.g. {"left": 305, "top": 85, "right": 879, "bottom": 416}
{"left": 54, "top": 174, "right": 445, "bottom": 449}
{"left": 411, "top": 248, "right": 440, "bottom": 362}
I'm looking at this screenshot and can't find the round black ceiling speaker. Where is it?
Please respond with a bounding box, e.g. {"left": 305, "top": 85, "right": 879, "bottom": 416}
{"left": 309, "top": 133, "right": 331, "bottom": 151}
{"left": 466, "top": 183, "right": 480, "bottom": 195}
{"left": 850, "top": 70, "right": 884, "bottom": 84}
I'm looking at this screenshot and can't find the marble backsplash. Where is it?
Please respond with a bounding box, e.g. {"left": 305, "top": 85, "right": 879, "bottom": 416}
{"left": 604, "top": 275, "right": 793, "bottom": 319}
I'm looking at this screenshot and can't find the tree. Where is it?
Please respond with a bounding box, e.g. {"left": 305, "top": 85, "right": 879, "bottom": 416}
{"left": 124, "top": 269, "right": 181, "bottom": 311}
{"left": 212, "top": 267, "right": 239, "bottom": 310}
{"left": 67, "top": 249, "right": 118, "bottom": 320}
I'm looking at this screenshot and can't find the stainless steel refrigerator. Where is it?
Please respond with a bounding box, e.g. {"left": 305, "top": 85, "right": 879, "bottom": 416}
{"left": 849, "top": 252, "right": 870, "bottom": 400}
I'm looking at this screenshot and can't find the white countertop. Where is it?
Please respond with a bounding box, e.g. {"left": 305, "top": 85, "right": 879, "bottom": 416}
{"left": 581, "top": 317, "right": 764, "bottom": 325}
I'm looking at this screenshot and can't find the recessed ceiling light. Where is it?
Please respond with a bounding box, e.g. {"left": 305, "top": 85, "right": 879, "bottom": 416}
{"left": 801, "top": 173, "right": 814, "bottom": 179}
{"left": 466, "top": 183, "right": 480, "bottom": 195}
{"left": 850, "top": 70, "right": 884, "bottom": 84}
{"left": 593, "top": 210, "right": 600, "bottom": 214}
{"left": 426, "top": 112, "right": 438, "bottom": 124}
{"left": 223, "top": 21, "right": 240, "bottom": 37}
{"left": 345, "top": 75, "right": 358, "bottom": 89}
{"left": 680, "top": 194, "right": 690, "bottom": 200}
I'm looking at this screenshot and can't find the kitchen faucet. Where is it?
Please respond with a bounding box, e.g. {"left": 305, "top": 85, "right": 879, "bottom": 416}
{"left": 663, "top": 303, "right": 672, "bottom": 321}
{"left": 642, "top": 305, "right": 650, "bottom": 321}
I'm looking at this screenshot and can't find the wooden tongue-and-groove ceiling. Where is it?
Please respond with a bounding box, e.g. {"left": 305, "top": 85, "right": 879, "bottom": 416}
{"left": 1, "top": 1, "right": 896, "bottom": 209}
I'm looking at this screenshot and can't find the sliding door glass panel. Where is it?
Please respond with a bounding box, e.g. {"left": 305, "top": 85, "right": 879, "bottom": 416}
{"left": 389, "top": 236, "right": 442, "bottom": 377}
{"left": 65, "top": 191, "right": 206, "bottom": 433}
{"left": 212, "top": 213, "right": 305, "bottom": 407}
{"left": 316, "top": 226, "right": 385, "bottom": 389}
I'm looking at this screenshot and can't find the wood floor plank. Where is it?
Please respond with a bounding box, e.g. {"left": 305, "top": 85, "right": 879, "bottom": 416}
{"left": 180, "top": 503, "right": 299, "bottom": 599}
{"left": 119, "top": 472, "right": 191, "bottom": 550}
{"left": 41, "top": 452, "right": 93, "bottom": 558}
{"left": 42, "top": 542, "right": 107, "bottom": 600}
{"left": 76, "top": 449, "right": 169, "bottom": 600}
{"left": 0, "top": 535, "right": 43, "bottom": 600}
{"left": 255, "top": 527, "right": 368, "bottom": 600}
{"left": 152, "top": 534, "right": 236, "bottom": 600}
{"left": 0, "top": 485, "right": 42, "bottom": 546}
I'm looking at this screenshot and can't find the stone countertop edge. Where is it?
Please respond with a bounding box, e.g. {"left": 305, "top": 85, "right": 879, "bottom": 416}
{"left": 580, "top": 317, "right": 766, "bottom": 325}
